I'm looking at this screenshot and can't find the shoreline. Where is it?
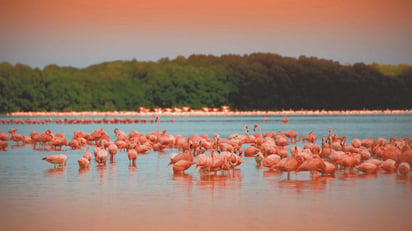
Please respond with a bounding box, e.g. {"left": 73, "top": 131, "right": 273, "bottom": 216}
{"left": 6, "top": 109, "right": 412, "bottom": 117}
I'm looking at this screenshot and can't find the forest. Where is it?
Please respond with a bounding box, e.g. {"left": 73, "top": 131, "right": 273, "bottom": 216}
{"left": 1, "top": 53, "right": 411, "bottom": 113}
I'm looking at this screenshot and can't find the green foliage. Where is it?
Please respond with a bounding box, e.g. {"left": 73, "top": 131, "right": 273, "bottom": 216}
{"left": 370, "top": 63, "right": 412, "bottom": 77}
{"left": 0, "top": 53, "right": 411, "bottom": 113}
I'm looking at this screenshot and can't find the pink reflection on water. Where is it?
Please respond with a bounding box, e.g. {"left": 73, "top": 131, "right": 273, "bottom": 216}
{"left": 196, "top": 169, "right": 242, "bottom": 197}
{"left": 396, "top": 175, "right": 412, "bottom": 186}
{"left": 276, "top": 176, "right": 332, "bottom": 193}
{"left": 44, "top": 167, "right": 65, "bottom": 176}
{"left": 95, "top": 165, "right": 107, "bottom": 185}
{"left": 128, "top": 164, "right": 137, "bottom": 178}
{"left": 78, "top": 168, "right": 90, "bottom": 175}
{"left": 263, "top": 169, "right": 282, "bottom": 178}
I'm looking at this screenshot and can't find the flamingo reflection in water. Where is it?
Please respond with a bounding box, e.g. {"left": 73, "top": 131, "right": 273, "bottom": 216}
{"left": 277, "top": 177, "right": 332, "bottom": 193}
{"left": 78, "top": 167, "right": 90, "bottom": 176}
{"left": 197, "top": 169, "right": 242, "bottom": 193}
{"left": 95, "top": 165, "right": 108, "bottom": 185}
{"left": 45, "top": 167, "right": 66, "bottom": 176}
{"left": 171, "top": 172, "right": 194, "bottom": 200}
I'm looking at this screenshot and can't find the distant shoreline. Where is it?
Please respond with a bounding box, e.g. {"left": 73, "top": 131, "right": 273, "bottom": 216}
{"left": 7, "top": 109, "right": 412, "bottom": 117}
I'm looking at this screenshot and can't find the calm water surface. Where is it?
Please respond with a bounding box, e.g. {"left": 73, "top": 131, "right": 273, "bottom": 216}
{"left": 0, "top": 115, "right": 411, "bottom": 231}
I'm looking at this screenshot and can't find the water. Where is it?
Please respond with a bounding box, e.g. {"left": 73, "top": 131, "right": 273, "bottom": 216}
{"left": 0, "top": 114, "right": 411, "bottom": 231}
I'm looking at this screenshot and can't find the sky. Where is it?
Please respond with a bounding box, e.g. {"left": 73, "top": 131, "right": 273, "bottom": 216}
{"left": 0, "top": 0, "right": 411, "bottom": 68}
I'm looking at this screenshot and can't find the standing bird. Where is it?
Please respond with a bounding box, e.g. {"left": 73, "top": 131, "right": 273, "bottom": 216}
{"left": 295, "top": 155, "right": 327, "bottom": 177}
{"left": 42, "top": 154, "right": 67, "bottom": 168}
{"left": 0, "top": 131, "right": 9, "bottom": 141}
{"left": 95, "top": 148, "right": 108, "bottom": 166}
{"left": 262, "top": 154, "right": 281, "bottom": 170}
{"left": 397, "top": 162, "right": 411, "bottom": 177}
{"left": 108, "top": 143, "right": 118, "bottom": 162}
{"left": 280, "top": 116, "right": 288, "bottom": 123}
{"left": 380, "top": 159, "right": 396, "bottom": 173}
{"left": 128, "top": 149, "right": 138, "bottom": 166}
{"left": 0, "top": 141, "right": 8, "bottom": 151}
{"left": 274, "top": 155, "right": 304, "bottom": 179}
{"left": 354, "top": 162, "right": 378, "bottom": 174}
{"left": 78, "top": 157, "right": 90, "bottom": 169}
{"left": 83, "top": 146, "right": 92, "bottom": 162}
{"left": 9, "top": 129, "right": 25, "bottom": 145}
{"left": 172, "top": 160, "right": 195, "bottom": 173}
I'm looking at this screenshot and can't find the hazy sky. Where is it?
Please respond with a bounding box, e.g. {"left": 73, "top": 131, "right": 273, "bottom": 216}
{"left": 1, "top": 0, "right": 411, "bottom": 68}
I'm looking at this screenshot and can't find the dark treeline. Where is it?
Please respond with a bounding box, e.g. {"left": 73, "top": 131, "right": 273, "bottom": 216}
{"left": 1, "top": 53, "right": 411, "bottom": 113}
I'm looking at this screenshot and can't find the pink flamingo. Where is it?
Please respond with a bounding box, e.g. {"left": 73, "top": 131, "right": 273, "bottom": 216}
{"left": 303, "top": 131, "right": 317, "bottom": 143}
{"left": 280, "top": 116, "right": 289, "bottom": 123}
{"left": 335, "top": 153, "right": 360, "bottom": 173}
{"left": 0, "top": 131, "right": 9, "bottom": 141}
{"left": 128, "top": 149, "right": 138, "bottom": 166}
{"left": 83, "top": 146, "right": 92, "bottom": 161}
{"left": 397, "top": 162, "right": 411, "bottom": 176}
{"left": 354, "top": 162, "right": 378, "bottom": 174}
{"left": 172, "top": 160, "right": 195, "bottom": 173}
{"left": 278, "top": 130, "right": 298, "bottom": 143}
{"left": 169, "top": 139, "right": 194, "bottom": 165}
{"left": 295, "top": 155, "right": 327, "bottom": 177}
{"left": 244, "top": 146, "right": 260, "bottom": 157}
{"left": 274, "top": 155, "right": 304, "bottom": 179}
{"left": 77, "top": 157, "right": 90, "bottom": 169}
{"left": 42, "top": 154, "right": 67, "bottom": 168}
{"left": 9, "top": 129, "right": 25, "bottom": 145}
{"left": 108, "top": 143, "right": 118, "bottom": 162}
{"left": 262, "top": 154, "right": 281, "bottom": 170}
{"left": 0, "top": 140, "right": 8, "bottom": 151}
{"left": 318, "top": 161, "right": 336, "bottom": 176}
{"left": 400, "top": 145, "right": 412, "bottom": 166}
{"left": 95, "top": 147, "right": 108, "bottom": 166}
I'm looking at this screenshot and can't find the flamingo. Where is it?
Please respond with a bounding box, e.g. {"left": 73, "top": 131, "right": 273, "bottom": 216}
{"left": 352, "top": 138, "right": 361, "bottom": 148}
{"left": 0, "top": 131, "right": 9, "bottom": 141}
{"left": 253, "top": 124, "right": 264, "bottom": 146}
{"left": 49, "top": 133, "right": 67, "bottom": 151}
{"left": 280, "top": 116, "right": 289, "bottom": 123}
{"left": 244, "top": 146, "right": 260, "bottom": 157}
{"left": 35, "top": 129, "right": 53, "bottom": 150}
{"left": 95, "top": 147, "right": 108, "bottom": 166}
{"left": 9, "top": 129, "right": 25, "bottom": 145}
{"left": 172, "top": 160, "right": 195, "bottom": 173}
{"left": 108, "top": 143, "right": 118, "bottom": 162}
{"left": 42, "top": 154, "right": 67, "bottom": 168}
{"left": 318, "top": 161, "right": 336, "bottom": 176}
{"left": 262, "top": 154, "right": 281, "bottom": 170}
{"left": 128, "top": 149, "right": 138, "bottom": 166}
{"left": 83, "top": 146, "right": 92, "bottom": 161}
{"left": 0, "top": 140, "right": 8, "bottom": 151}
{"left": 399, "top": 145, "right": 412, "bottom": 166}
{"left": 397, "top": 162, "right": 411, "bottom": 176}
{"left": 255, "top": 152, "right": 264, "bottom": 167}
{"left": 381, "top": 144, "right": 401, "bottom": 162}
{"left": 354, "top": 162, "right": 378, "bottom": 174}
{"left": 273, "top": 155, "right": 304, "bottom": 179}
{"left": 335, "top": 153, "right": 360, "bottom": 173}
{"left": 169, "top": 139, "right": 194, "bottom": 165}
{"left": 278, "top": 130, "right": 298, "bottom": 143}
{"left": 275, "top": 134, "right": 290, "bottom": 147}
{"left": 78, "top": 157, "right": 90, "bottom": 169}
{"left": 380, "top": 159, "right": 396, "bottom": 173}
{"left": 303, "top": 131, "right": 317, "bottom": 143}
{"left": 295, "top": 155, "right": 327, "bottom": 177}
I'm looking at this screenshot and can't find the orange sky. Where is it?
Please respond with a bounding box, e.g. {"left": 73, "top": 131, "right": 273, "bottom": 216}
{"left": 1, "top": 0, "right": 411, "bottom": 67}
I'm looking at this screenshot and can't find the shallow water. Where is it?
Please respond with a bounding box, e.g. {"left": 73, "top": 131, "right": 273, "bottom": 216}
{"left": 0, "top": 114, "right": 411, "bottom": 231}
